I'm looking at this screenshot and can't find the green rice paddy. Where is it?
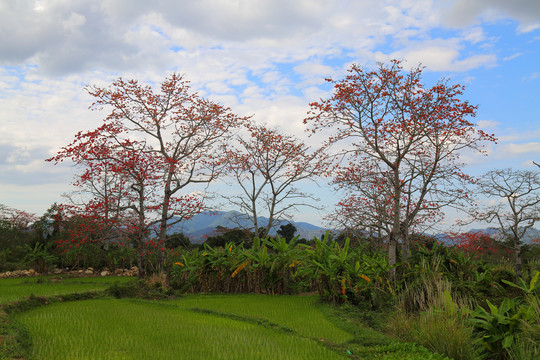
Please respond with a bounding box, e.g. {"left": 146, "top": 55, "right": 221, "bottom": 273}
{"left": 2, "top": 277, "right": 445, "bottom": 360}
{"left": 16, "top": 296, "right": 350, "bottom": 359}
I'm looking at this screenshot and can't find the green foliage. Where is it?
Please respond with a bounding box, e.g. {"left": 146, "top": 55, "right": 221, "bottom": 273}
{"left": 24, "top": 243, "right": 57, "bottom": 273}
{"left": 470, "top": 298, "right": 537, "bottom": 358}
{"left": 388, "top": 308, "right": 481, "bottom": 360}
{"left": 169, "top": 232, "right": 395, "bottom": 307}
{"left": 105, "top": 243, "right": 136, "bottom": 271}
{"left": 166, "top": 232, "right": 191, "bottom": 249}
{"left": 348, "top": 342, "right": 452, "bottom": 359}
{"left": 205, "top": 228, "right": 253, "bottom": 248}
{"left": 0, "top": 245, "right": 29, "bottom": 272}
{"left": 501, "top": 271, "right": 540, "bottom": 296}
{"left": 106, "top": 280, "right": 144, "bottom": 298}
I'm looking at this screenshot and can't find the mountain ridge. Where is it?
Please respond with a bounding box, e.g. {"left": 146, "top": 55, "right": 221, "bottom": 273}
{"left": 167, "top": 210, "right": 328, "bottom": 243}
{"left": 167, "top": 211, "right": 540, "bottom": 245}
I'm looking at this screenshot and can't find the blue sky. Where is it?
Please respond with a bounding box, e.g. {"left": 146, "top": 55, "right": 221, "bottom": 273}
{"left": 0, "top": 0, "right": 539, "bottom": 231}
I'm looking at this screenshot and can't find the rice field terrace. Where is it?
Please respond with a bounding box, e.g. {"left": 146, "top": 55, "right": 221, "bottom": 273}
{"left": 0, "top": 277, "right": 446, "bottom": 360}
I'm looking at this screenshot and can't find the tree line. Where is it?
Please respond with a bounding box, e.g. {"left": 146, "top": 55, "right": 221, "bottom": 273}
{"left": 2, "top": 60, "right": 539, "bottom": 278}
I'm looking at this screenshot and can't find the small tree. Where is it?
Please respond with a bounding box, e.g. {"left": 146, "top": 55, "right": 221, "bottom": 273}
{"left": 471, "top": 168, "right": 540, "bottom": 277}
{"left": 277, "top": 223, "right": 297, "bottom": 242}
{"left": 305, "top": 60, "right": 496, "bottom": 278}
{"left": 166, "top": 232, "right": 191, "bottom": 249}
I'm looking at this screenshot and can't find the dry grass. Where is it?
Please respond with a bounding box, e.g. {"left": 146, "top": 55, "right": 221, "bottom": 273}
{"left": 145, "top": 271, "right": 168, "bottom": 289}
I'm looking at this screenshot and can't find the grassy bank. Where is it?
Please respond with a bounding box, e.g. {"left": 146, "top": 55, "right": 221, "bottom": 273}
{"left": 0, "top": 276, "right": 133, "bottom": 305}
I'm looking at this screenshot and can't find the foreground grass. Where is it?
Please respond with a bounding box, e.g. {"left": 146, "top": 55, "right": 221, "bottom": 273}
{"left": 2, "top": 278, "right": 449, "bottom": 360}
{"left": 0, "top": 276, "right": 132, "bottom": 304}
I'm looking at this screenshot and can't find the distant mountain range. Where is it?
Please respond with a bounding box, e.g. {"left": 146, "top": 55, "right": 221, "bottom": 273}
{"left": 167, "top": 210, "right": 328, "bottom": 243}
{"left": 166, "top": 211, "right": 540, "bottom": 245}
{"left": 435, "top": 227, "right": 540, "bottom": 245}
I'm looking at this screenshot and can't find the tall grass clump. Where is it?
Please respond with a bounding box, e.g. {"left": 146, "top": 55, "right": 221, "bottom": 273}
{"left": 388, "top": 261, "right": 482, "bottom": 360}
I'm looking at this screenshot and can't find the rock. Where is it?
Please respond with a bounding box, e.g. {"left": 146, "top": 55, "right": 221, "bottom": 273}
{"left": 100, "top": 270, "right": 109, "bottom": 277}
{"left": 84, "top": 269, "right": 93, "bottom": 275}
{"left": 52, "top": 268, "right": 63, "bottom": 274}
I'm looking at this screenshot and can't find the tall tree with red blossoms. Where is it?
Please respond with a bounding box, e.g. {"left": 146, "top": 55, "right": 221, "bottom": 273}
{"left": 304, "top": 60, "right": 496, "bottom": 278}
{"left": 48, "top": 74, "right": 249, "bottom": 276}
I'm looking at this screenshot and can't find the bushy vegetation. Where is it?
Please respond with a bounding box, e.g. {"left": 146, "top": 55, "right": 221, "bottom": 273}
{"left": 165, "top": 233, "right": 540, "bottom": 360}
{"left": 2, "top": 207, "right": 540, "bottom": 359}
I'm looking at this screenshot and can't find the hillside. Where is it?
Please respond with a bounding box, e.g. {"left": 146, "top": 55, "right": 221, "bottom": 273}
{"left": 167, "top": 210, "right": 328, "bottom": 243}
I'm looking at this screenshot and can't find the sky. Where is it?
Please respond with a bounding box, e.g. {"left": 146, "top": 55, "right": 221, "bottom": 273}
{"left": 0, "top": 0, "right": 539, "bottom": 231}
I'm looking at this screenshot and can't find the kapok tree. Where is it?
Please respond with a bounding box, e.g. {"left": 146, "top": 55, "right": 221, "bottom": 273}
{"left": 224, "top": 125, "right": 326, "bottom": 238}
{"left": 48, "top": 74, "right": 248, "bottom": 275}
{"left": 471, "top": 168, "right": 540, "bottom": 278}
{"left": 304, "top": 60, "right": 496, "bottom": 276}
{"left": 0, "top": 204, "right": 37, "bottom": 230}
{"left": 447, "top": 231, "right": 504, "bottom": 258}
{"left": 328, "top": 167, "right": 444, "bottom": 247}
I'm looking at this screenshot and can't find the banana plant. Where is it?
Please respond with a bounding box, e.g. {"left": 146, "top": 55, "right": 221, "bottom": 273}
{"left": 470, "top": 298, "right": 536, "bottom": 356}
{"left": 501, "top": 271, "right": 540, "bottom": 297}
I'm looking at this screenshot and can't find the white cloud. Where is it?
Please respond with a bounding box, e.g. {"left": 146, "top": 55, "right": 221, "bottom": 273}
{"left": 502, "top": 142, "right": 540, "bottom": 155}
{"left": 523, "top": 72, "right": 540, "bottom": 82}
{"left": 477, "top": 120, "right": 500, "bottom": 130}
{"left": 517, "top": 22, "right": 540, "bottom": 34}
{"left": 503, "top": 53, "right": 523, "bottom": 61}
{"left": 62, "top": 12, "right": 86, "bottom": 32}
{"left": 442, "top": 0, "right": 540, "bottom": 32}
{"left": 462, "top": 27, "right": 486, "bottom": 44}
{"left": 378, "top": 38, "right": 497, "bottom": 72}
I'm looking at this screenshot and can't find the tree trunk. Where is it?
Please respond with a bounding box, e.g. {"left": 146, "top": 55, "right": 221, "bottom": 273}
{"left": 401, "top": 224, "right": 410, "bottom": 263}
{"left": 136, "top": 244, "right": 145, "bottom": 278}
{"left": 388, "top": 233, "right": 397, "bottom": 282}
{"left": 401, "top": 239, "right": 410, "bottom": 264}
{"left": 514, "top": 236, "right": 522, "bottom": 279}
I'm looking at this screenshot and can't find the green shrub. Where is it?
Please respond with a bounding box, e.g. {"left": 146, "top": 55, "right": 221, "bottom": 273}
{"left": 106, "top": 279, "right": 173, "bottom": 299}
{"left": 106, "top": 280, "right": 142, "bottom": 298}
